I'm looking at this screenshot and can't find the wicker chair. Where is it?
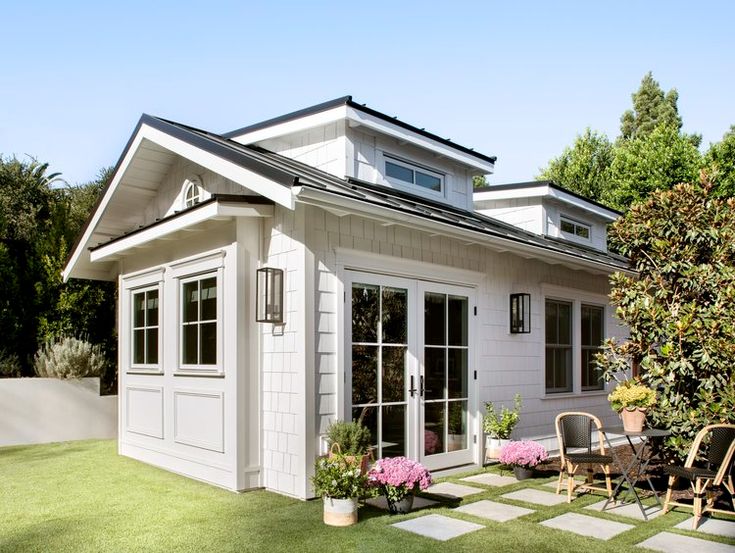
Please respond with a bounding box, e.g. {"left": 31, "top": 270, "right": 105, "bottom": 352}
{"left": 662, "top": 424, "right": 735, "bottom": 529}
{"left": 555, "top": 412, "right": 613, "bottom": 503}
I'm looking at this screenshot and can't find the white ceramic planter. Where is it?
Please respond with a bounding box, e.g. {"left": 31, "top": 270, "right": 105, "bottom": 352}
{"left": 485, "top": 436, "right": 510, "bottom": 461}
{"left": 323, "top": 497, "right": 358, "bottom": 526}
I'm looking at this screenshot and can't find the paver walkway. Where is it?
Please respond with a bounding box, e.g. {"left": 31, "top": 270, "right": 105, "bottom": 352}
{"left": 455, "top": 499, "right": 534, "bottom": 522}
{"left": 391, "top": 514, "right": 484, "bottom": 541}
{"left": 461, "top": 473, "right": 518, "bottom": 487}
{"left": 501, "top": 488, "right": 568, "bottom": 506}
{"left": 638, "top": 532, "right": 735, "bottom": 553}
{"left": 674, "top": 518, "right": 735, "bottom": 539}
{"left": 426, "top": 482, "right": 484, "bottom": 499}
{"left": 541, "top": 512, "right": 634, "bottom": 540}
{"left": 585, "top": 498, "right": 664, "bottom": 521}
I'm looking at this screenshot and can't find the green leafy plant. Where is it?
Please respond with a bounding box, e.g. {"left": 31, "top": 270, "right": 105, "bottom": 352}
{"left": 608, "top": 378, "right": 656, "bottom": 411}
{"left": 483, "top": 394, "right": 522, "bottom": 439}
{"left": 0, "top": 349, "right": 21, "bottom": 378}
{"left": 312, "top": 454, "right": 369, "bottom": 499}
{"left": 325, "top": 420, "right": 372, "bottom": 456}
{"left": 34, "top": 336, "right": 108, "bottom": 379}
{"left": 597, "top": 177, "right": 735, "bottom": 457}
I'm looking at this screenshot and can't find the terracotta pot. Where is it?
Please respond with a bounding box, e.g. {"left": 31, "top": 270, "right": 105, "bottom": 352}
{"left": 323, "top": 497, "right": 358, "bottom": 526}
{"left": 513, "top": 466, "right": 534, "bottom": 480}
{"left": 620, "top": 407, "right": 647, "bottom": 432}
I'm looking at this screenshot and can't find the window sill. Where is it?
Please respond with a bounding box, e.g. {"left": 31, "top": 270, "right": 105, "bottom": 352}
{"left": 126, "top": 370, "right": 164, "bottom": 375}
{"left": 541, "top": 390, "right": 608, "bottom": 400}
{"left": 173, "top": 371, "right": 225, "bottom": 378}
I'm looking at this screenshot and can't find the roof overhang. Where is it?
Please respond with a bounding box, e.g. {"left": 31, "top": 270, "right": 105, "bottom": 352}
{"left": 294, "top": 186, "right": 632, "bottom": 276}
{"left": 474, "top": 183, "right": 619, "bottom": 222}
{"left": 63, "top": 115, "right": 295, "bottom": 282}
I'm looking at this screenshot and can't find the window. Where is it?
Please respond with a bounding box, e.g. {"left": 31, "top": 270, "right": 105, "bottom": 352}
{"left": 384, "top": 156, "right": 443, "bottom": 193}
{"left": 132, "top": 288, "right": 159, "bottom": 367}
{"left": 183, "top": 176, "right": 203, "bottom": 208}
{"left": 581, "top": 304, "right": 605, "bottom": 391}
{"left": 181, "top": 275, "right": 217, "bottom": 367}
{"left": 560, "top": 216, "right": 590, "bottom": 240}
{"left": 545, "top": 299, "right": 572, "bottom": 393}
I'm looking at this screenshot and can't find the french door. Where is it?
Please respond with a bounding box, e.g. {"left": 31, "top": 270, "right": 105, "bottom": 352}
{"left": 345, "top": 271, "right": 475, "bottom": 470}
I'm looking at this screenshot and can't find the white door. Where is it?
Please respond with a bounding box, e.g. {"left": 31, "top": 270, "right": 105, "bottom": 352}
{"left": 345, "top": 271, "right": 475, "bottom": 470}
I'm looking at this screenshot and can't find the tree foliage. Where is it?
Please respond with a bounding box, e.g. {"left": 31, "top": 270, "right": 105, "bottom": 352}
{"left": 597, "top": 177, "right": 735, "bottom": 457}
{"left": 619, "top": 72, "right": 685, "bottom": 141}
{"left": 538, "top": 128, "right": 613, "bottom": 202}
{"left": 703, "top": 125, "right": 735, "bottom": 197}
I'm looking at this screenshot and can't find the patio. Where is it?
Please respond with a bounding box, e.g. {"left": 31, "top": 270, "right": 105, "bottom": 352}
{"left": 1, "top": 440, "right": 734, "bottom": 552}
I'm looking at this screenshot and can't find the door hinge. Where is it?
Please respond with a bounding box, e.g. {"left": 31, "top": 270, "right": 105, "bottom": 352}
{"left": 473, "top": 370, "right": 477, "bottom": 380}
{"left": 473, "top": 306, "right": 477, "bottom": 316}
{"left": 344, "top": 291, "right": 346, "bottom": 302}
{"left": 473, "top": 434, "right": 477, "bottom": 444}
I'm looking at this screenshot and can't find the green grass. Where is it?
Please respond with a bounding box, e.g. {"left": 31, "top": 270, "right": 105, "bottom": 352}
{"left": 1, "top": 440, "right": 734, "bottom": 552}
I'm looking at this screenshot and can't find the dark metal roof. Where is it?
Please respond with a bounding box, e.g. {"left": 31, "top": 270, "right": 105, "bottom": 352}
{"left": 474, "top": 180, "right": 622, "bottom": 216}
{"left": 222, "top": 96, "right": 498, "bottom": 165}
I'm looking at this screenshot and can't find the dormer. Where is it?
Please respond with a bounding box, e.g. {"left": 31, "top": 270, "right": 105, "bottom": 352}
{"left": 224, "top": 96, "right": 496, "bottom": 211}
{"left": 473, "top": 181, "right": 620, "bottom": 253}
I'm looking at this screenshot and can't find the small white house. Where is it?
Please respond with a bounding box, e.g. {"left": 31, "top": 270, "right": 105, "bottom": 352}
{"left": 63, "top": 96, "right": 629, "bottom": 499}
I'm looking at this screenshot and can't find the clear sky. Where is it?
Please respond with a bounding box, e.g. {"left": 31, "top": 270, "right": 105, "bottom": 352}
{"left": 1, "top": 1, "right": 734, "bottom": 186}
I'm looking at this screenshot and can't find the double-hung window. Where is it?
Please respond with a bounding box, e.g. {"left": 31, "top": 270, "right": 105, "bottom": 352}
{"left": 132, "top": 287, "right": 160, "bottom": 368}
{"left": 581, "top": 304, "right": 605, "bottom": 391}
{"left": 384, "top": 155, "right": 444, "bottom": 193}
{"left": 181, "top": 275, "right": 218, "bottom": 367}
{"left": 545, "top": 299, "right": 573, "bottom": 393}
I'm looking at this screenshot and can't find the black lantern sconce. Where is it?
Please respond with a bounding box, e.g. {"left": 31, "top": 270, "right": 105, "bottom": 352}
{"left": 510, "top": 293, "right": 531, "bottom": 334}
{"left": 256, "top": 267, "right": 284, "bottom": 323}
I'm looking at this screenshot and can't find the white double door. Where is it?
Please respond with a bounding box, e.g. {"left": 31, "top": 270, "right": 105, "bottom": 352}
{"left": 346, "top": 271, "right": 475, "bottom": 470}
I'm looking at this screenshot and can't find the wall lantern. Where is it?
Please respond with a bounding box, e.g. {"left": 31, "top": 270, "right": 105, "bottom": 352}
{"left": 509, "top": 293, "right": 531, "bottom": 334}
{"left": 256, "top": 267, "right": 284, "bottom": 323}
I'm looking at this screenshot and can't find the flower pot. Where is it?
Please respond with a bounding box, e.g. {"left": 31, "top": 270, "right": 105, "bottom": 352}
{"left": 485, "top": 437, "right": 510, "bottom": 461}
{"left": 387, "top": 493, "right": 414, "bottom": 514}
{"left": 513, "top": 466, "right": 534, "bottom": 480}
{"left": 323, "top": 497, "right": 358, "bottom": 526}
{"left": 620, "top": 407, "right": 647, "bottom": 432}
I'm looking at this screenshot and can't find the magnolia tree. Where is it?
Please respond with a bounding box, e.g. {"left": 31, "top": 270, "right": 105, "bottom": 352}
{"left": 598, "top": 176, "right": 735, "bottom": 457}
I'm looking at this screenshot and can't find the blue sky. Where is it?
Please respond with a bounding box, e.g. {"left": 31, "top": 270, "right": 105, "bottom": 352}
{"left": 1, "top": 1, "right": 734, "bottom": 186}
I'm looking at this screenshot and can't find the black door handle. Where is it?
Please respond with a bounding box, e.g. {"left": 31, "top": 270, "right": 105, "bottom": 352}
{"left": 420, "top": 375, "right": 425, "bottom": 397}
{"left": 409, "top": 375, "right": 417, "bottom": 397}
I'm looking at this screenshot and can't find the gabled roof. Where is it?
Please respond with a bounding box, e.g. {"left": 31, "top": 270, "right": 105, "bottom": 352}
{"left": 66, "top": 115, "right": 630, "bottom": 281}
{"left": 223, "top": 95, "right": 497, "bottom": 166}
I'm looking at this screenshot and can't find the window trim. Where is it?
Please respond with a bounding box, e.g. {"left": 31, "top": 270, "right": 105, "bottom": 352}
{"left": 383, "top": 153, "right": 445, "bottom": 197}
{"left": 182, "top": 175, "right": 203, "bottom": 209}
{"left": 178, "top": 271, "right": 223, "bottom": 374}
{"left": 560, "top": 216, "right": 591, "bottom": 241}
{"left": 130, "top": 285, "right": 162, "bottom": 370}
{"left": 544, "top": 298, "right": 573, "bottom": 394}
{"left": 581, "top": 302, "right": 605, "bottom": 392}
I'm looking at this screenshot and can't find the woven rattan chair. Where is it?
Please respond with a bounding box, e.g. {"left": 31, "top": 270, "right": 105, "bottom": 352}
{"left": 662, "top": 424, "right": 735, "bottom": 529}
{"left": 555, "top": 412, "right": 613, "bottom": 503}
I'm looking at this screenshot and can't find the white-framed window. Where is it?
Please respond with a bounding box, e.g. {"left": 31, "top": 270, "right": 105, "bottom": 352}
{"left": 180, "top": 274, "right": 218, "bottom": 369}
{"left": 544, "top": 293, "right": 607, "bottom": 395}
{"left": 131, "top": 286, "right": 161, "bottom": 369}
{"left": 384, "top": 155, "right": 444, "bottom": 194}
{"left": 560, "top": 216, "right": 591, "bottom": 240}
{"left": 183, "top": 176, "right": 203, "bottom": 209}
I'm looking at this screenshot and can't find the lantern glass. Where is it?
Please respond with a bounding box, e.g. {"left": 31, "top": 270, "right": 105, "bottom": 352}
{"left": 510, "top": 293, "right": 531, "bottom": 334}
{"left": 256, "top": 268, "right": 284, "bottom": 323}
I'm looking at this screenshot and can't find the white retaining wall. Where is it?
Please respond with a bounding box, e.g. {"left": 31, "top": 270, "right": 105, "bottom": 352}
{"left": 0, "top": 377, "right": 117, "bottom": 446}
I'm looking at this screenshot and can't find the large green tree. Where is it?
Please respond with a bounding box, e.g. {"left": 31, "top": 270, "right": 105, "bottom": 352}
{"left": 704, "top": 125, "right": 735, "bottom": 197}
{"left": 620, "top": 72, "right": 684, "bottom": 141}
{"left": 598, "top": 177, "right": 735, "bottom": 457}
{"left": 537, "top": 128, "right": 613, "bottom": 202}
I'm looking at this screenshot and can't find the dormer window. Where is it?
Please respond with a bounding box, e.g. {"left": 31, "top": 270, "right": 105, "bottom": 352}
{"left": 384, "top": 155, "right": 443, "bottom": 193}
{"left": 183, "top": 176, "right": 203, "bottom": 208}
{"left": 560, "top": 216, "right": 590, "bottom": 240}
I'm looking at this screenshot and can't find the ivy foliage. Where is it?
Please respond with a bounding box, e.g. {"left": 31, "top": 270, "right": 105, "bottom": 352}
{"left": 598, "top": 177, "right": 735, "bottom": 457}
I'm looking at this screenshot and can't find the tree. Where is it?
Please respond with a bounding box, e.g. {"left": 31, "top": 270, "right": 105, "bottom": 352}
{"left": 597, "top": 176, "right": 735, "bottom": 457}
{"left": 537, "top": 128, "right": 614, "bottom": 202}
{"left": 473, "top": 175, "right": 488, "bottom": 188}
{"left": 607, "top": 124, "right": 702, "bottom": 210}
{"left": 703, "top": 125, "right": 735, "bottom": 197}
{"left": 620, "top": 72, "right": 683, "bottom": 140}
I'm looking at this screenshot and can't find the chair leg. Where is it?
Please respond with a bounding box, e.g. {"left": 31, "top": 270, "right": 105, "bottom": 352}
{"left": 567, "top": 462, "right": 576, "bottom": 503}
{"left": 602, "top": 464, "right": 612, "bottom": 499}
{"left": 556, "top": 470, "right": 564, "bottom": 495}
{"left": 586, "top": 468, "right": 593, "bottom": 484}
{"left": 692, "top": 479, "right": 703, "bottom": 529}
{"left": 662, "top": 475, "right": 676, "bottom": 514}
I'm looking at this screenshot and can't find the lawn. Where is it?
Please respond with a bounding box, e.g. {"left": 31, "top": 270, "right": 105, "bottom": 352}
{"left": 1, "top": 440, "right": 733, "bottom": 553}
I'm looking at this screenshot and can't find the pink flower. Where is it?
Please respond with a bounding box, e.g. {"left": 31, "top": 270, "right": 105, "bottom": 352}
{"left": 368, "top": 457, "right": 432, "bottom": 492}
{"left": 499, "top": 440, "right": 548, "bottom": 468}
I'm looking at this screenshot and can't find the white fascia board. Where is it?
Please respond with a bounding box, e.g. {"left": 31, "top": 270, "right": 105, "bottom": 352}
{"left": 90, "top": 201, "right": 273, "bottom": 262}
{"left": 296, "top": 187, "right": 631, "bottom": 276}
{"left": 546, "top": 188, "right": 618, "bottom": 222}
{"left": 228, "top": 106, "right": 349, "bottom": 144}
{"left": 473, "top": 185, "right": 549, "bottom": 203}
{"left": 345, "top": 107, "right": 496, "bottom": 174}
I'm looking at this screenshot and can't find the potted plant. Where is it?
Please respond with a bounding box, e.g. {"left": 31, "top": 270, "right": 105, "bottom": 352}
{"left": 367, "top": 456, "right": 432, "bottom": 514}
{"left": 499, "top": 440, "right": 548, "bottom": 480}
{"left": 483, "top": 394, "right": 522, "bottom": 460}
{"left": 312, "top": 454, "right": 369, "bottom": 526}
{"left": 608, "top": 378, "right": 656, "bottom": 432}
{"left": 325, "top": 419, "right": 373, "bottom": 473}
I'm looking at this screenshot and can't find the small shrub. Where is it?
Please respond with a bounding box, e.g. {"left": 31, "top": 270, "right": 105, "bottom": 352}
{"left": 325, "top": 420, "right": 372, "bottom": 456}
{"left": 499, "top": 440, "right": 548, "bottom": 468}
{"left": 312, "top": 455, "right": 369, "bottom": 499}
{"left": 34, "top": 336, "right": 107, "bottom": 379}
{"left": 483, "top": 394, "right": 522, "bottom": 439}
{"left": 0, "top": 349, "right": 21, "bottom": 378}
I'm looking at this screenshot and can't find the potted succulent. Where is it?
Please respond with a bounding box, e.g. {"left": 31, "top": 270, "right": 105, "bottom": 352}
{"left": 608, "top": 378, "right": 656, "bottom": 432}
{"left": 483, "top": 394, "right": 522, "bottom": 460}
{"left": 499, "top": 440, "right": 548, "bottom": 480}
{"left": 367, "top": 456, "right": 432, "bottom": 514}
{"left": 312, "top": 454, "right": 369, "bottom": 526}
{"left": 325, "top": 419, "right": 373, "bottom": 473}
